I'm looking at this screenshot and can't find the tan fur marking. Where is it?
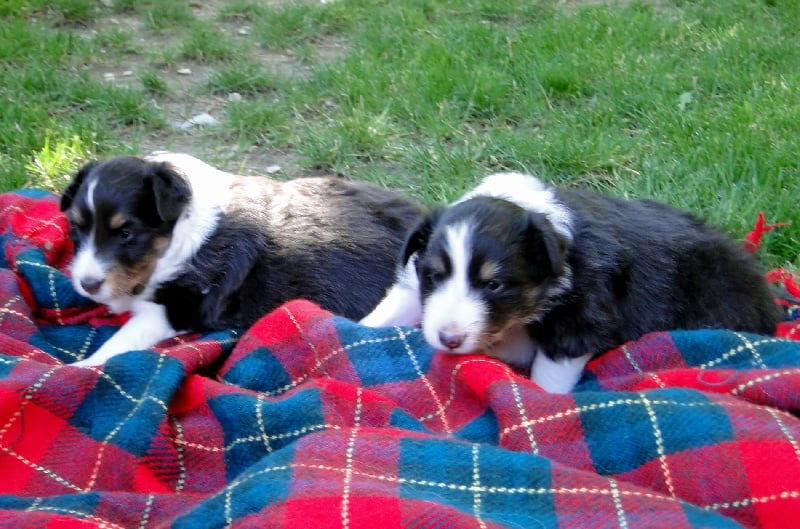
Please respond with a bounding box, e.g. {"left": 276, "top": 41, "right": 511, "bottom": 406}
{"left": 105, "top": 252, "right": 160, "bottom": 297}
{"left": 109, "top": 213, "right": 127, "bottom": 231}
{"left": 153, "top": 235, "right": 170, "bottom": 255}
{"left": 104, "top": 235, "right": 173, "bottom": 297}
{"left": 479, "top": 260, "right": 500, "bottom": 283}
{"left": 70, "top": 208, "right": 84, "bottom": 227}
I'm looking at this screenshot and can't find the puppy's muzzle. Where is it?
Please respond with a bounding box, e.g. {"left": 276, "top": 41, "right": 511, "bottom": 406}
{"left": 438, "top": 330, "right": 466, "bottom": 350}
{"left": 80, "top": 277, "right": 104, "bottom": 295}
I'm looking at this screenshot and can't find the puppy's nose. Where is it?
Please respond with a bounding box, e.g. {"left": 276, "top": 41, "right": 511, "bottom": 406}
{"left": 80, "top": 277, "right": 104, "bottom": 295}
{"left": 438, "top": 330, "right": 465, "bottom": 350}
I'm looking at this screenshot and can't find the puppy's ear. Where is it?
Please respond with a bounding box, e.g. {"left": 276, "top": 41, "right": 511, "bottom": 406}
{"left": 524, "top": 212, "right": 569, "bottom": 280}
{"left": 60, "top": 161, "right": 98, "bottom": 211}
{"left": 401, "top": 209, "right": 441, "bottom": 264}
{"left": 149, "top": 162, "right": 191, "bottom": 223}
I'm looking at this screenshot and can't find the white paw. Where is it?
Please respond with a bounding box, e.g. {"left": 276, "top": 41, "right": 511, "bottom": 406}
{"left": 530, "top": 352, "right": 593, "bottom": 393}
{"left": 360, "top": 292, "right": 422, "bottom": 328}
{"left": 361, "top": 260, "right": 422, "bottom": 327}
{"left": 70, "top": 340, "right": 128, "bottom": 367}
{"left": 69, "top": 301, "right": 175, "bottom": 367}
{"left": 70, "top": 356, "right": 105, "bottom": 368}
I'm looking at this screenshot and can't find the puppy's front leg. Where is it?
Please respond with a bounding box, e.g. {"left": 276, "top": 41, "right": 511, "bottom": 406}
{"left": 530, "top": 351, "right": 593, "bottom": 394}
{"left": 360, "top": 258, "right": 422, "bottom": 327}
{"left": 72, "top": 301, "right": 176, "bottom": 367}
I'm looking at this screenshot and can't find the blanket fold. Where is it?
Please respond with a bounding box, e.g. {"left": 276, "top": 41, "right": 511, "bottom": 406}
{"left": 0, "top": 189, "right": 799, "bottom": 528}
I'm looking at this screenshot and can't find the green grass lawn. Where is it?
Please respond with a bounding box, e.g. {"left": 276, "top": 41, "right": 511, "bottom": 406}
{"left": 1, "top": 0, "right": 797, "bottom": 268}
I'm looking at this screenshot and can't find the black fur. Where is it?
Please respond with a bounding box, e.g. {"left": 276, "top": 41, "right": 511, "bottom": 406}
{"left": 157, "top": 176, "right": 427, "bottom": 328}
{"left": 62, "top": 155, "right": 426, "bottom": 332}
{"left": 412, "top": 189, "right": 781, "bottom": 365}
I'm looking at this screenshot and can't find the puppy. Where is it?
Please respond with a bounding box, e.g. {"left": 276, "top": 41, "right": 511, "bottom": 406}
{"left": 362, "top": 172, "right": 782, "bottom": 393}
{"left": 61, "top": 152, "right": 425, "bottom": 367}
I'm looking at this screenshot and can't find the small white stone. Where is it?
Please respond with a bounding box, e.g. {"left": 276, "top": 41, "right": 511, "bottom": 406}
{"left": 177, "top": 68, "right": 193, "bottom": 75}
{"left": 228, "top": 92, "right": 243, "bottom": 102}
{"left": 103, "top": 72, "right": 115, "bottom": 81}
{"left": 190, "top": 112, "right": 219, "bottom": 126}
{"left": 265, "top": 165, "right": 281, "bottom": 174}
{"left": 121, "top": 70, "right": 134, "bottom": 77}
{"left": 176, "top": 112, "right": 220, "bottom": 130}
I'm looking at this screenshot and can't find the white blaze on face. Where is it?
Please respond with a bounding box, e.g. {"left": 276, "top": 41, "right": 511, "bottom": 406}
{"left": 421, "top": 222, "right": 488, "bottom": 353}
{"left": 69, "top": 178, "right": 113, "bottom": 304}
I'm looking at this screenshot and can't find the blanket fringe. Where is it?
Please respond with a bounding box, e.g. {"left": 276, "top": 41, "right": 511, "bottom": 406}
{"left": 743, "top": 211, "right": 791, "bottom": 254}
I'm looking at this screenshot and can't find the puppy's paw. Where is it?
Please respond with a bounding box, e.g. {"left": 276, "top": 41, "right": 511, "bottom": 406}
{"left": 361, "top": 259, "right": 422, "bottom": 327}
{"left": 70, "top": 341, "right": 127, "bottom": 368}
{"left": 360, "top": 287, "right": 422, "bottom": 328}
{"left": 70, "top": 301, "right": 175, "bottom": 367}
{"left": 360, "top": 309, "right": 395, "bottom": 327}
{"left": 70, "top": 356, "right": 105, "bottom": 368}
{"left": 530, "top": 352, "right": 592, "bottom": 394}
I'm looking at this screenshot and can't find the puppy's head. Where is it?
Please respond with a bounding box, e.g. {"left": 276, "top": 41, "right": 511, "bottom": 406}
{"left": 60, "top": 156, "right": 191, "bottom": 308}
{"left": 407, "top": 196, "right": 569, "bottom": 355}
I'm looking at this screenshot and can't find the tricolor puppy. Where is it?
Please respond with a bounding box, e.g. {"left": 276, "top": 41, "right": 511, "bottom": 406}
{"left": 362, "top": 172, "right": 781, "bottom": 393}
{"left": 61, "top": 152, "right": 425, "bottom": 367}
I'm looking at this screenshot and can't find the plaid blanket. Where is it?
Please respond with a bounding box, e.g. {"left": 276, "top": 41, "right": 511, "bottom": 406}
{"left": 1, "top": 189, "right": 799, "bottom": 529}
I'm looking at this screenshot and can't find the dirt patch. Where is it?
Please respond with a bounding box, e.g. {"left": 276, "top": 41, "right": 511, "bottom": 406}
{"left": 84, "top": 1, "right": 347, "bottom": 176}
{"left": 83, "top": 0, "right": 647, "bottom": 175}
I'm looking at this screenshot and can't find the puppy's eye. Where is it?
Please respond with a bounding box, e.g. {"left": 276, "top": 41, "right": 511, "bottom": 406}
{"left": 427, "top": 270, "right": 446, "bottom": 284}
{"left": 484, "top": 280, "right": 504, "bottom": 293}
{"left": 68, "top": 213, "right": 88, "bottom": 233}
{"left": 69, "top": 223, "right": 89, "bottom": 242}
{"left": 117, "top": 227, "right": 134, "bottom": 244}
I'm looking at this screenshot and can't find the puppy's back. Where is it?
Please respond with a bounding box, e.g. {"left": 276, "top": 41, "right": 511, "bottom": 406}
{"left": 536, "top": 188, "right": 781, "bottom": 358}
{"left": 176, "top": 175, "right": 426, "bottom": 327}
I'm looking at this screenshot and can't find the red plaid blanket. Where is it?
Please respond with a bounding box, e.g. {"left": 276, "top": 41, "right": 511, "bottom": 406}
{"left": 1, "top": 189, "right": 799, "bottom": 528}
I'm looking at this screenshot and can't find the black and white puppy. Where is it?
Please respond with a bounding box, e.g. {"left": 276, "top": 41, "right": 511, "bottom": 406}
{"left": 61, "top": 152, "right": 425, "bottom": 367}
{"left": 362, "top": 172, "right": 782, "bottom": 393}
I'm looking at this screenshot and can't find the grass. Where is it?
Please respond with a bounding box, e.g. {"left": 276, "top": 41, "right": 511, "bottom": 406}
{"left": 0, "top": 0, "right": 797, "bottom": 269}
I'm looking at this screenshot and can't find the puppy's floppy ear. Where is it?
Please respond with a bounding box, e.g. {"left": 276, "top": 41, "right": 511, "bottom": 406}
{"left": 148, "top": 162, "right": 192, "bottom": 223}
{"left": 401, "top": 209, "right": 441, "bottom": 264}
{"left": 60, "top": 161, "right": 98, "bottom": 211}
{"left": 524, "top": 211, "right": 569, "bottom": 280}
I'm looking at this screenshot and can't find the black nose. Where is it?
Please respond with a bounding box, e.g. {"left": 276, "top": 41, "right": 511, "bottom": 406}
{"left": 438, "top": 331, "right": 465, "bottom": 350}
{"left": 80, "top": 278, "right": 104, "bottom": 295}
